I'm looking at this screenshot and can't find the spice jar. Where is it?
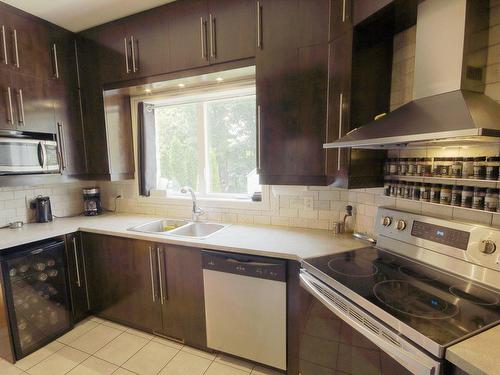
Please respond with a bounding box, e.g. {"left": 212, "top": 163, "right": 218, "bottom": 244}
{"left": 389, "top": 158, "right": 398, "bottom": 175}
{"left": 430, "top": 184, "right": 441, "bottom": 203}
{"left": 390, "top": 181, "right": 397, "bottom": 197}
{"left": 451, "top": 185, "right": 462, "bottom": 207}
{"left": 420, "top": 183, "right": 431, "bottom": 202}
{"left": 404, "top": 182, "right": 413, "bottom": 199}
{"left": 472, "top": 187, "right": 486, "bottom": 210}
{"left": 451, "top": 158, "right": 463, "bottom": 178}
{"left": 384, "top": 180, "right": 391, "bottom": 196}
{"left": 462, "top": 157, "right": 474, "bottom": 179}
{"left": 473, "top": 157, "right": 487, "bottom": 179}
{"left": 486, "top": 156, "right": 500, "bottom": 180}
{"left": 485, "top": 188, "right": 499, "bottom": 212}
{"left": 413, "top": 182, "right": 421, "bottom": 200}
{"left": 416, "top": 158, "right": 430, "bottom": 176}
{"left": 407, "top": 158, "right": 417, "bottom": 176}
{"left": 398, "top": 158, "right": 408, "bottom": 176}
{"left": 432, "top": 157, "right": 443, "bottom": 177}
{"left": 441, "top": 157, "right": 453, "bottom": 177}
{"left": 461, "top": 186, "right": 474, "bottom": 208}
{"left": 440, "top": 185, "right": 452, "bottom": 205}
{"left": 397, "top": 181, "right": 406, "bottom": 198}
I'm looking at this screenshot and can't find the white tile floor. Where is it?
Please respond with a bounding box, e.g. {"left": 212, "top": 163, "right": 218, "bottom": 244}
{"left": 0, "top": 317, "right": 282, "bottom": 375}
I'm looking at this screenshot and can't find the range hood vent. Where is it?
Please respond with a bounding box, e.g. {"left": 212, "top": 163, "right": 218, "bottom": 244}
{"left": 325, "top": 0, "right": 498, "bottom": 149}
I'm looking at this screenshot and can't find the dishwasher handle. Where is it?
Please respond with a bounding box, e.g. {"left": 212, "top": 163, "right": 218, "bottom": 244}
{"left": 202, "top": 250, "right": 286, "bottom": 282}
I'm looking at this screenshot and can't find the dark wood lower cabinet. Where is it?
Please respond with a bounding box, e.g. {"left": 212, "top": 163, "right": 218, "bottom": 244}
{"left": 82, "top": 234, "right": 206, "bottom": 348}
{"left": 65, "top": 232, "right": 89, "bottom": 323}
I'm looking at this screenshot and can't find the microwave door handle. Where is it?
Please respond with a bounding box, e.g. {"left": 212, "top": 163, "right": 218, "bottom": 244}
{"left": 299, "top": 272, "right": 439, "bottom": 375}
{"left": 38, "top": 142, "right": 47, "bottom": 170}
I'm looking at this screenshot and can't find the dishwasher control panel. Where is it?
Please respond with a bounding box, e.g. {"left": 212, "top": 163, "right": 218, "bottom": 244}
{"left": 202, "top": 250, "right": 287, "bottom": 282}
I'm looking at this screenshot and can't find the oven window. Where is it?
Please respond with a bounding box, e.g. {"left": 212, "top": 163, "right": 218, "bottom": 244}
{"left": 299, "top": 296, "right": 413, "bottom": 375}
{"left": 0, "top": 142, "right": 40, "bottom": 167}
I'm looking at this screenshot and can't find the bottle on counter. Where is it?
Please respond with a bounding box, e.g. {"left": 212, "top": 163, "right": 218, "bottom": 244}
{"left": 486, "top": 157, "right": 500, "bottom": 180}
{"left": 473, "top": 157, "right": 487, "bottom": 180}
{"left": 440, "top": 185, "right": 452, "bottom": 205}
{"left": 472, "top": 187, "right": 486, "bottom": 210}
{"left": 430, "top": 184, "right": 441, "bottom": 203}
{"left": 485, "top": 188, "right": 499, "bottom": 212}
{"left": 451, "top": 185, "right": 463, "bottom": 207}
{"left": 461, "top": 186, "right": 474, "bottom": 208}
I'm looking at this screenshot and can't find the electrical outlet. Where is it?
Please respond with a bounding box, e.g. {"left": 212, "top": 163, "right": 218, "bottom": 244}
{"left": 304, "top": 197, "right": 314, "bottom": 210}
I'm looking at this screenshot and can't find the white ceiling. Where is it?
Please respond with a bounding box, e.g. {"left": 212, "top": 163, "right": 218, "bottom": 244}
{"left": 2, "top": 0, "right": 176, "bottom": 32}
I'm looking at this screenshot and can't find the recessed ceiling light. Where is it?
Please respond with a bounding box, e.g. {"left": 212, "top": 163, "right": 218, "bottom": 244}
{"left": 216, "top": 77, "right": 224, "bottom": 82}
{"left": 177, "top": 83, "right": 186, "bottom": 88}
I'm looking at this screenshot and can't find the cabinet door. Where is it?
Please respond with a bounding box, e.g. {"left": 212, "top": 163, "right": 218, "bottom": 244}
{"left": 207, "top": 0, "right": 255, "bottom": 64}
{"left": 257, "top": 0, "right": 329, "bottom": 186}
{"left": 11, "top": 73, "right": 55, "bottom": 133}
{"left": 127, "top": 9, "right": 169, "bottom": 78}
{"left": 65, "top": 232, "right": 89, "bottom": 323}
{"left": 330, "top": 0, "right": 352, "bottom": 40}
{"left": 160, "top": 245, "right": 206, "bottom": 347}
{"left": 326, "top": 31, "right": 352, "bottom": 186}
{"left": 83, "top": 234, "right": 163, "bottom": 333}
{"left": 167, "top": 0, "right": 210, "bottom": 72}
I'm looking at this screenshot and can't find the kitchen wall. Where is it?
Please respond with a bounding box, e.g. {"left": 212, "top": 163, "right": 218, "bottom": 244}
{"left": 0, "top": 182, "right": 90, "bottom": 227}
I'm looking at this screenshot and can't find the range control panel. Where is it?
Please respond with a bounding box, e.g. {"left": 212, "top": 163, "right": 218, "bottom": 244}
{"left": 202, "top": 250, "right": 287, "bottom": 282}
{"left": 375, "top": 207, "right": 500, "bottom": 272}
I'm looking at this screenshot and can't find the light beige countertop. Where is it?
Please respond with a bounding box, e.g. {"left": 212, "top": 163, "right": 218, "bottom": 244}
{"left": 0, "top": 213, "right": 365, "bottom": 260}
{"left": 446, "top": 325, "right": 500, "bottom": 375}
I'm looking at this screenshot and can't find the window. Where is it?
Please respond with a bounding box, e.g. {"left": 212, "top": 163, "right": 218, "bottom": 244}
{"left": 152, "top": 85, "right": 258, "bottom": 199}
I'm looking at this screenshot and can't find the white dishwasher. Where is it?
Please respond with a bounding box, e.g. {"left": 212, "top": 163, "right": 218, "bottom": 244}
{"left": 202, "top": 250, "right": 287, "bottom": 371}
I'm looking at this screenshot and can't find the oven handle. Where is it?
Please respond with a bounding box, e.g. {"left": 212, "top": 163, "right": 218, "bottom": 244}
{"left": 299, "top": 271, "right": 439, "bottom": 375}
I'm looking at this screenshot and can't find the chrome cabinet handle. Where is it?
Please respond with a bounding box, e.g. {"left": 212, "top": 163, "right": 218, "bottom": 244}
{"left": 6, "top": 87, "right": 13, "bottom": 125}
{"left": 72, "top": 237, "right": 81, "bottom": 287}
{"left": 342, "top": 0, "right": 347, "bottom": 22}
{"left": 52, "top": 43, "right": 59, "bottom": 78}
{"left": 80, "top": 243, "right": 91, "bottom": 310}
{"left": 12, "top": 29, "right": 19, "bottom": 68}
{"left": 57, "top": 122, "right": 66, "bottom": 170}
{"left": 16, "top": 89, "right": 25, "bottom": 126}
{"left": 130, "top": 36, "right": 137, "bottom": 72}
{"left": 337, "top": 92, "right": 343, "bottom": 171}
{"left": 124, "top": 37, "right": 130, "bottom": 73}
{"left": 209, "top": 14, "right": 216, "bottom": 58}
{"left": 1, "top": 26, "right": 7, "bottom": 65}
{"left": 257, "top": 1, "right": 262, "bottom": 49}
{"left": 156, "top": 247, "right": 165, "bottom": 304}
{"left": 149, "top": 246, "right": 156, "bottom": 302}
{"left": 200, "top": 17, "right": 208, "bottom": 60}
{"left": 257, "top": 104, "right": 262, "bottom": 170}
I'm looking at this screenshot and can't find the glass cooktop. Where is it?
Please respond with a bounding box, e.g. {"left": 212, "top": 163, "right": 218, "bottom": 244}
{"left": 303, "top": 247, "right": 500, "bottom": 347}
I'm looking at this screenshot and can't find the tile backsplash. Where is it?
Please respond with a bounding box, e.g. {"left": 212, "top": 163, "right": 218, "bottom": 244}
{"left": 0, "top": 182, "right": 91, "bottom": 227}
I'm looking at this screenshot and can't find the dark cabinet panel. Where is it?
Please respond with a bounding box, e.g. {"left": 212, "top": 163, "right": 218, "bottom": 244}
{"left": 10, "top": 73, "right": 55, "bottom": 133}
{"left": 160, "top": 245, "right": 206, "bottom": 347}
{"left": 352, "top": 0, "right": 393, "bottom": 25}
{"left": 83, "top": 234, "right": 163, "bottom": 333}
{"left": 330, "top": 0, "right": 352, "bottom": 39}
{"left": 167, "top": 0, "right": 210, "bottom": 72}
{"left": 207, "top": 0, "right": 255, "bottom": 64}
{"left": 65, "top": 232, "right": 89, "bottom": 323}
{"left": 257, "top": 0, "right": 329, "bottom": 186}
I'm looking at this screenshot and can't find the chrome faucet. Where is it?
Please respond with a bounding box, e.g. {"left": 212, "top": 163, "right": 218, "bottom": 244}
{"left": 181, "top": 186, "right": 205, "bottom": 222}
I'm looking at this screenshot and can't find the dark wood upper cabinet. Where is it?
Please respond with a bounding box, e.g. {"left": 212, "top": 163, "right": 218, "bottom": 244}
{"left": 206, "top": 0, "right": 256, "bottom": 64}
{"left": 65, "top": 232, "right": 89, "bottom": 323}
{"left": 352, "top": 0, "right": 393, "bottom": 26}
{"left": 330, "top": 0, "right": 352, "bottom": 39}
{"left": 256, "top": 0, "right": 330, "bottom": 186}
{"left": 166, "top": 0, "right": 210, "bottom": 72}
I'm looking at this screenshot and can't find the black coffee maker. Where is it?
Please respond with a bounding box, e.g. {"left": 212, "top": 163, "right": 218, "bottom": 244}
{"left": 82, "top": 187, "right": 102, "bottom": 216}
{"left": 34, "top": 196, "right": 53, "bottom": 223}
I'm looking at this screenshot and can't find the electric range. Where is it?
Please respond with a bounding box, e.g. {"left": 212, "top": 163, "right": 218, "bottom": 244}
{"left": 300, "top": 207, "right": 500, "bottom": 375}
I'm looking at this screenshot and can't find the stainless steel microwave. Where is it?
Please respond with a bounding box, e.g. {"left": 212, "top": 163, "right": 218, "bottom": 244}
{"left": 0, "top": 137, "right": 60, "bottom": 175}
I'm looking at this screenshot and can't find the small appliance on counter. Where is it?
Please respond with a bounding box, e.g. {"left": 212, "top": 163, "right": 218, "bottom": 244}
{"left": 83, "top": 187, "right": 102, "bottom": 216}
{"left": 34, "top": 196, "right": 53, "bottom": 223}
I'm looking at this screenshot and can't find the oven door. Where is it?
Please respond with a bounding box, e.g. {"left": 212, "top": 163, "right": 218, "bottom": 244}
{"left": 299, "top": 270, "right": 442, "bottom": 375}
{"left": 0, "top": 138, "right": 44, "bottom": 174}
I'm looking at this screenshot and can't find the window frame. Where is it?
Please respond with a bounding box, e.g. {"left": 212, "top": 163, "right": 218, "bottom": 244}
{"left": 130, "top": 79, "right": 271, "bottom": 210}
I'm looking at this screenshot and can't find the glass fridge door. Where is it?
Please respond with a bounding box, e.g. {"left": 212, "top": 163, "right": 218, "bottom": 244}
{"left": 2, "top": 241, "right": 72, "bottom": 358}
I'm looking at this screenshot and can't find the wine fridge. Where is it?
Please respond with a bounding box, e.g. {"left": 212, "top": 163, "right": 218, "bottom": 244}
{"left": 1, "top": 240, "right": 72, "bottom": 359}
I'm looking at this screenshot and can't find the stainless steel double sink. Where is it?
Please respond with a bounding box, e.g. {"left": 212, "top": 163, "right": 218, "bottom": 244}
{"left": 128, "top": 219, "right": 230, "bottom": 239}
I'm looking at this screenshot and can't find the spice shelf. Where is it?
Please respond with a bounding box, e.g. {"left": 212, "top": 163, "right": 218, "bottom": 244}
{"left": 384, "top": 175, "right": 500, "bottom": 188}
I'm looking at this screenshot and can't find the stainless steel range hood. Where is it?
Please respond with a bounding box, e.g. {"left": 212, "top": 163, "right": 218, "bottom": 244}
{"left": 324, "top": 0, "right": 498, "bottom": 149}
